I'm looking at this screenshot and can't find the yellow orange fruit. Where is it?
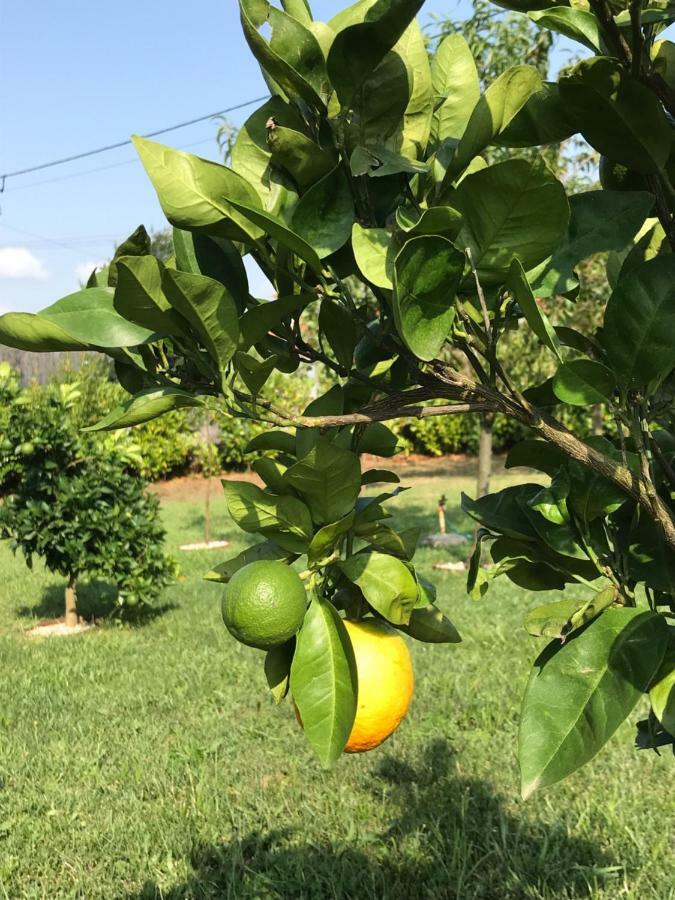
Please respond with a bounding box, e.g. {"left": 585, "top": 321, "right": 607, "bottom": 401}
{"left": 343, "top": 618, "right": 414, "bottom": 753}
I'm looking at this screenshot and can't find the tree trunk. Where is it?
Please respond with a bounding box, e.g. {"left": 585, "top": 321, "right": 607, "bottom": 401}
{"left": 591, "top": 404, "right": 604, "bottom": 436}
{"left": 476, "top": 412, "right": 494, "bottom": 498}
{"left": 64, "top": 575, "right": 78, "bottom": 628}
{"left": 204, "top": 475, "right": 211, "bottom": 544}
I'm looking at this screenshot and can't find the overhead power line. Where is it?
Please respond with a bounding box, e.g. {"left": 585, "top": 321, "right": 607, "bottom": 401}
{"left": 0, "top": 95, "right": 267, "bottom": 190}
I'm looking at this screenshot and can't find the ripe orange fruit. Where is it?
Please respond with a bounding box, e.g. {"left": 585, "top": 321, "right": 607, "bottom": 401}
{"left": 343, "top": 618, "right": 414, "bottom": 753}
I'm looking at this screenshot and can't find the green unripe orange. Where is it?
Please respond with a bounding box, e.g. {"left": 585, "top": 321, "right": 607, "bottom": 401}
{"left": 222, "top": 560, "right": 307, "bottom": 650}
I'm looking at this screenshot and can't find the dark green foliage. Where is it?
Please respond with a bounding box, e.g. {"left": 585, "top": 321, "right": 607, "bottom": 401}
{"left": 0, "top": 384, "right": 174, "bottom": 609}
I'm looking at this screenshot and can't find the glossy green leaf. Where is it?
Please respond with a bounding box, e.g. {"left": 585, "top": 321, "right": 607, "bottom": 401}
{"left": 398, "top": 20, "right": 433, "bottom": 154}
{"left": 114, "top": 256, "right": 184, "bottom": 335}
{"left": 307, "top": 511, "right": 355, "bottom": 567}
{"left": 396, "top": 205, "right": 463, "bottom": 241}
{"left": 440, "top": 65, "right": 542, "bottom": 187}
{"left": 235, "top": 351, "right": 279, "bottom": 395}
{"left": 108, "top": 225, "right": 151, "bottom": 287}
{"left": 133, "top": 136, "right": 265, "bottom": 242}
{"left": 291, "top": 167, "right": 355, "bottom": 259}
{"left": 267, "top": 125, "right": 335, "bottom": 191}
{"left": 357, "top": 423, "right": 400, "bottom": 458}
{"left": 525, "top": 588, "right": 616, "bottom": 640}
{"left": 290, "top": 594, "right": 358, "bottom": 767}
{"left": 240, "top": 294, "right": 311, "bottom": 349}
{"left": 505, "top": 440, "right": 567, "bottom": 477}
{"left": 223, "top": 480, "right": 313, "bottom": 552}
{"left": 245, "top": 430, "right": 296, "bottom": 455}
{"left": 507, "top": 259, "right": 562, "bottom": 361}
{"left": 0, "top": 312, "right": 89, "bottom": 352}
{"left": 264, "top": 639, "right": 295, "bottom": 704}
{"left": 204, "top": 540, "right": 296, "bottom": 583}
{"left": 240, "top": 0, "right": 327, "bottom": 107}
{"left": 553, "top": 359, "right": 616, "bottom": 406}
{"left": 650, "top": 647, "right": 675, "bottom": 735}
{"left": 454, "top": 157, "right": 569, "bottom": 285}
{"left": 83, "top": 387, "right": 203, "bottom": 432}
{"left": 361, "top": 469, "right": 400, "bottom": 485}
{"left": 339, "top": 550, "right": 418, "bottom": 625}
{"left": 327, "top": 0, "right": 424, "bottom": 104}
{"left": 431, "top": 34, "right": 480, "bottom": 143}
{"left": 162, "top": 269, "right": 239, "bottom": 377}
{"left": 396, "top": 604, "right": 462, "bottom": 643}
{"left": 462, "top": 485, "right": 540, "bottom": 541}
{"left": 251, "top": 457, "right": 290, "bottom": 493}
{"left": 559, "top": 57, "right": 672, "bottom": 174}
{"left": 351, "top": 224, "right": 395, "bottom": 289}
{"left": 529, "top": 7, "right": 601, "bottom": 52}
{"left": 536, "top": 190, "right": 654, "bottom": 298}
{"left": 319, "top": 300, "right": 357, "bottom": 370}
{"left": 602, "top": 256, "right": 675, "bottom": 390}
{"left": 38, "top": 287, "right": 157, "bottom": 348}
{"left": 519, "top": 608, "right": 669, "bottom": 797}
{"left": 173, "top": 229, "right": 249, "bottom": 313}
{"left": 283, "top": 438, "right": 361, "bottom": 526}
{"left": 497, "top": 83, "right": 578, "bottom": 147}
{"left": 393, "top": 235, "right": 464, "bottom": 360}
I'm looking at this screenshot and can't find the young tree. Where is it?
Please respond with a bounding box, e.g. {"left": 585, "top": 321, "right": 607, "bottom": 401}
{"left": 0, "top": 0, "right": 673, "bottom": 790}
{"left": 0, "top": 376, "right": 175, "bottom": 624}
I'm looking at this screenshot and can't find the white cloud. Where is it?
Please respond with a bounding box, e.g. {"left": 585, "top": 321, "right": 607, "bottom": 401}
{"left": 75, "top": 260, "right": 106, "bottom": 284}
{"left": 0, "top": 247, "right": 49, "bottom": 280}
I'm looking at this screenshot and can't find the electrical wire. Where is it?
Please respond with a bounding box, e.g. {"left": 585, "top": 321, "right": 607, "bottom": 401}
{"left": 0, "top": 95, "right": 267, "bottom": 189}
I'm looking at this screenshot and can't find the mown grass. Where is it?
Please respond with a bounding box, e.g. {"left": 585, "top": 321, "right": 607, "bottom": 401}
{"left": 0, "top": 464, "right": 672, "bottom": 899}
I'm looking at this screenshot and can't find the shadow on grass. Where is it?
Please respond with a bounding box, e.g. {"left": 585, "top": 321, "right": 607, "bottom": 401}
{"left": 130, "top": 740, "right": 613, "bottom": 900}
{"left": 16, "top": 580, "right": 177, "bottom": 626}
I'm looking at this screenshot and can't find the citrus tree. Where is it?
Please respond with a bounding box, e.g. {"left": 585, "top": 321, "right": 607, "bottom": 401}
{"left": 0, "top": 0, "right": 673, "bottom": 792}
{"left": 0, "top": 376, "right": 175, "bottom": 624}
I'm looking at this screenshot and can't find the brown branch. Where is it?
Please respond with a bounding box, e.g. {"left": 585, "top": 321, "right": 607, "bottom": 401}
{"left": 297, "top": 401, "right": 495, "bottom": 428}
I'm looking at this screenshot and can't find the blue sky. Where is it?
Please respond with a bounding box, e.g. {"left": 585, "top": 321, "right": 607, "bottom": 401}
{"left": 0, "top": 0, "right": 568, "bottom": 313}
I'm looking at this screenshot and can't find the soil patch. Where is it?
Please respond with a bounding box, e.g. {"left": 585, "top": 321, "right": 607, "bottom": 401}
{"left": 27, "top": 619, "right": 95, "bottom": 638}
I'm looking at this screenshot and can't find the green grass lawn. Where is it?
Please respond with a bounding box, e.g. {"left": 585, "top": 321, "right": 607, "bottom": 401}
{"left": 0, "top": 464, "right": 672, "bottom": 899}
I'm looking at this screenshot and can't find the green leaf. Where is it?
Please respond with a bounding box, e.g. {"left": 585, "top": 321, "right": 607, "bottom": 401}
{"left": 319, "top": 300, "right": 357, "bottom": 370}
{"left": 351, "top": 224, "right": 395, "bottom": 289}
{"left": 236, "top": 351, "right": 279, "bottom": 395}
{"left": 396, "top": 604, "right": 462, "bottom": 643}
{"left": 162, "top": 269, "right": 239, "bottom": 378}
{"left": 454, "top": 157, "right": 569, "bottom": 285}
{"left": 114, "top": 256, "right": 184, "bottom": 335}
{"left": 83, "top": 387, "right": 203, "bottom": 432}
{"left": 466, "top": 528, "right": 491, "bottom": 600}
{"left": 602, "top": 256, "right": 675, "bottom": 390}
{"left": 507, "top": 259, "right": 562, "bottom": 361}
{"left": 283, "top": 438, "right": 361, "bottom": 526}
{"left": 251, "top": 457, "right": 290, "bottom": 493}
{"left": 239, "top": 0, "right": 328, "bottom": 108}
{"left": 0, "top": 312, "right": 89, "bottom": 352}
{"left": 281, "top": 0, "right": 312, "bottom": 25}
{"left": 462, "top": 485, "right": 540, "bottom": 541}
{"left": 39, "top": 288, "right": 157, "bottom": 348}
{"left": 223, "top": 480, "right": 313, "bottom": 552}
{"left": 326, "top": 0, "right": 424, "bottom": 104}
{"left": 173, "top": 229, "right": 249, "bottom": 314}
{"left": 398, "top": 20, "right": 434, "bottom": 154}
{"left": 245, "top": 430, "right": 296, "bottom": 455}
{"left": 440, "top": 65, "right": 542, "bottom": 187}
{"left": 519, "top": 608, "right": 670, "bottom": 798}
{"left": 357, "top": 423, "right": 400, "bottom": 458}
{"left": 240, "top": 294, "right": 310, "bottom": 349}
{"left": 339, "top": 551, "right": 418, "bottom": 625}
{"left": 290, "top": 595, "right": 358, "bottom": 766}
{"left": 431, "top": 34, "right": 480, "bottom": 143}
{"left": 108, "top": 225, "right": 151, "bottom": 286}
{"left": 497, "top": 83, "right": 578, "bottom": 148}
{"left": 650, "top": 646, "right": 675, "bottom": 735}
{"left": 568, "top": 437, "right": 632, "bottom": 523}
{"left": 361, "top": 469, "right": 400, "bottom": 486}
{"left": 133, "top": 136, "right": 265, "bottom": 242}
{"left": 553, "top": 359, "right": 616, "bottom": 406}
{"left": 396, "top": 205, "right": 463, "bottom": 241}
{"left": 290, "top": 167, "right": 355, "bottom": 259}
{"left": 529, "top": 7, "right": 601, "bottom": 52}
{"left": 307, "top": 512, "right": 355, "bottom": 567}
{"left": 525, "top": 588, "right": 616, "bottom": 640}
{"left": 559, "top": 57, "right": 672, "bottom": 174}
{"left": 505, "top": 440, "right": 567, "bottom": 477}
{"left": 267, "top": 125, "right": 335, "bottom": 191}
{"left": 393, "top": 235, "right": 464, "bottom": 360}
{"left": 265, "top": 639, "right": 295, "bottom": 704}
{"left": 228, "top": 200, "right": 324, "bottom": 273}
{"left": 204, "top": 540, "right": 295, "bottom": 583}
{"left": 536, "top": 190, "right": 654, "bottom": 298}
